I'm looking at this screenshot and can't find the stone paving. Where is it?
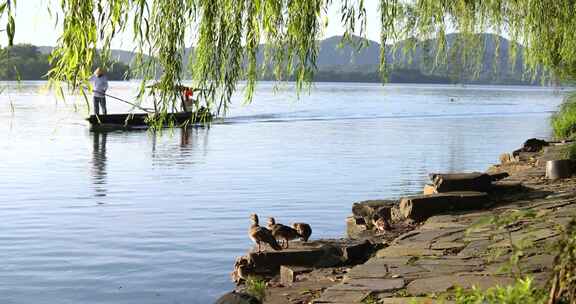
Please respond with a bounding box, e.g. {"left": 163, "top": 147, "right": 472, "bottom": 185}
{"left": 252, "top": 142, "right": 576, "bottom": 304}
{"left": 312, "top": 144, "right": 576, "bottom": 303}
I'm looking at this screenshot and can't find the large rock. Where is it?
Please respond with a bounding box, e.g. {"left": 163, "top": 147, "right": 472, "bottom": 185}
{"left": 214, "top": 291, "right": 261, "bottom": 304}
{"left": 429, "top": 172, "right": 492, "bottom": 193}
{"left": 342, "top": 240, "right": 374, "bottom": 263}
{"left": 513, "top": 138, "right": 549, "bottom": 155}
{"left": 346, "top": 215, "right": 368, "bottom": 238}
{"left": 546, "top": 159, "right": 573, "bottom": 180}
{"left": 499, "top": 153, "right": 517, "bottom": 164}
{"left": 248, "top": 244, "right": 342, "bottom": 271}
{"left": 399, "top": 192, "right": 490, "bottom": 222}
{"left": 234, "top": 240, "right": 377, "bottom": 281}
{"left": 352, "top": 200, "right": 396, "bottom": 217}
{"left": 352, "top": 200, "right": 396, "bottom": 226}
{"left": 488, "top": 172, "right": 509, "bottom": 181}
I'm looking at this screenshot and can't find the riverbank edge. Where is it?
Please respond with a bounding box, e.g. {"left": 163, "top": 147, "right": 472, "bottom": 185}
{"left": 221, "top": 138, "right": 575, "bottom": 304}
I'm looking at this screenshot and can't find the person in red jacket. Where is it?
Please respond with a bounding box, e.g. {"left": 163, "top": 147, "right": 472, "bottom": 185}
{"left": 181, "top": 87, "right": 195, "bottom": 112}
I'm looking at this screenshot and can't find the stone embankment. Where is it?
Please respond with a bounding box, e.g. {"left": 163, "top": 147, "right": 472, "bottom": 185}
{"left": 222, "top": 138, "right": 575, "bottom": 304}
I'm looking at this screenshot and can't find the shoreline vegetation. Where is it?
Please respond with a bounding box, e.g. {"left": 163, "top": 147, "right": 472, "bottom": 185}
{"left": 0, "top": 45, "right": 130, "bottom": 81}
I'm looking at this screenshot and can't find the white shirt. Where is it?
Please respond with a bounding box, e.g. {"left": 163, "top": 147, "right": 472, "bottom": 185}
{"left": 89, "top": 75, "right": 109, "bottom": 97}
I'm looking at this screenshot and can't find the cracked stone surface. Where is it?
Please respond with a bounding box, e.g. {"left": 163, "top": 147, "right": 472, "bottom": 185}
{"left": 257, "top": 143, "right": 575, "bottom": 303}
{"left": 406, "top": 274, "right": 516, "bottom": 295}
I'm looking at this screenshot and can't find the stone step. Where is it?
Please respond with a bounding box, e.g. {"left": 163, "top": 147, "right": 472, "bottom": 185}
{"left": 399, "top": 192, "right": 490, "bottom": 222}
{"left": 232, "top": 240, "right": 376, "bottom": 283}
{"left": 429, "top": 172, "right": 492, "bottom": 193}
{"left": 280, "top": 265, "right": 313, "bottom": 285}
{"left": 352, "top": 200, "right": 397, "bottom": 218}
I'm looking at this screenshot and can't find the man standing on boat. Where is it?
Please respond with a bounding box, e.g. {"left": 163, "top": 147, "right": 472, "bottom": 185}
{"left": 90, "top": 67, "right": 109, "bottom": 115}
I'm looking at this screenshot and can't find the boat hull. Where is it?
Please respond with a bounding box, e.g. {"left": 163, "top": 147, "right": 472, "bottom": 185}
{"left": 87, "top": 111, "right": 212, "bottom": 131}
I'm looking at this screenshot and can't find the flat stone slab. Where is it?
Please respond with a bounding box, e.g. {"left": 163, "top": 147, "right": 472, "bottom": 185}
{"left": 399, "top": 192, "right": 490, "bottom": 222}
{"left": 493, "top": 254, "right": 556, "bottom": 274}
{"left": 338, "top": 278, "right": 406, "bottom": 292}
{"left": 234, "top": 239, "right": 376, "bottom": 280}
{"left": 346, "top": 262, "right": 390, "bottom": 279}
{"left": 457, "top": 240, "right": 491, "bottom": 257}
{"left": 525, "top": 253, "right": 555, "bottom": 268}
{"left": 376, "top": 244, "right": 442, "bottom": 258}
{"left": 416, "top": 263, "right": 481, "bottom": 274}
{"left": 396, "top": 227, "right": 465, "bottom": 244}
{"left": 313, "top": 289, "right": 369, "bottom": 303}
{"left": 406, "top": 274, "right": 515, "bottom": 296}
{"left": 420, "top": 220, "right": 468, "bottom": 230}
{"left": 348, "top": 258, "right": 429, "bottom": 280}
{"left": 414, "top": 257, "right": 485, "bottom": 267}
{"left": 248, "top": 246, "right": 335, "bottom": 270}
{"left": 429, "top": 172, "right": 492, "bottom": 193}
{"left": 489, "top": 228, "right": 560, "bottom": 248}
{"left": 430, "top": 241, "right": 467, "bottom": 251}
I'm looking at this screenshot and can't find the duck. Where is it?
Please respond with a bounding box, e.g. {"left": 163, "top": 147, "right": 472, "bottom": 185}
{"left": 291, "top": 223, "right": 312, "bottom": 242}
{"left": 267, "top": 217, "right": 302, "bottom": 249}
{"left": 249, "top": 214, "right": 282, "bottom": 252}
{"left": 372, "top": 213, "right": 391, "bottom": 233}
{"left": 231, "top": 257, "right": 252, "bottom": 283}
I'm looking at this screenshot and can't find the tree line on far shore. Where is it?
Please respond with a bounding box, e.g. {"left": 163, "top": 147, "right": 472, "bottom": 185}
{"left": 0, "top": 44, "right": 130, "bottom": 81}
{"left": 1, "top": 35, "right": 535, "bottom": 85}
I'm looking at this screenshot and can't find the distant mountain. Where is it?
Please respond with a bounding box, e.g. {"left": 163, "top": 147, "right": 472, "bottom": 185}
{"left": 309, "top": 33, "right": 530, "bottom": 84}
{"left": 35, "top": 33, "right": 533, "bottom": 84}
{"left": 316, "top": 36, "right": 381, "bottom": 67}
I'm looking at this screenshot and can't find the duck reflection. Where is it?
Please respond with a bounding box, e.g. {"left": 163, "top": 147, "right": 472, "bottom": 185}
{"left": 91, "top": 131, "right": 108, "bottom": 198}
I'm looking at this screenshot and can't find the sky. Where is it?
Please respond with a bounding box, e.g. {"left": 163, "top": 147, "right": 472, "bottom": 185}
{"left": 3, "top": 0, "right": 383, "bottom": 50}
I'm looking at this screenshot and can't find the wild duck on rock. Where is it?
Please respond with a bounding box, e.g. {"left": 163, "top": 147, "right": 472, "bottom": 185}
{"left": 291, "top": 222, "right": 312, "bottom": 242}
{"left": 267, "top": 217, "right": 302, "bottom": 249}
{"left": 249, "top": 214, "right": 282, "bottom": 252}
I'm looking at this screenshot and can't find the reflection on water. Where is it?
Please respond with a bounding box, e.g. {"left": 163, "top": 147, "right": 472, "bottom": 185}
{"left": 0, "top": 81, "right": 568, "bottom": 304}
{"left": 181, "top": 127, "right": 191, "bottom": 147}
{"left": 150, "top": 127, "right": 211, "bottom": 168}
{"left": 91, "top": 131, "right": 108, "bottom": 198}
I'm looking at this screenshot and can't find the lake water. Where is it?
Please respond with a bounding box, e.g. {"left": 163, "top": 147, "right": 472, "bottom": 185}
{"left": 0, "top": 81, "right": 566, "bottom": 303}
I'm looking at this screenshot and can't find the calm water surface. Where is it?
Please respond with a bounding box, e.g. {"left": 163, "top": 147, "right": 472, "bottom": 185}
{"left": 0, "top": 82, "right": 566, "bottom": 303}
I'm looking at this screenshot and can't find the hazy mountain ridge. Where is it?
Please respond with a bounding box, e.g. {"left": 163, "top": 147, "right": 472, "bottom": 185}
{"left": 35, "top": 33, "right": 531, "bottom": 84}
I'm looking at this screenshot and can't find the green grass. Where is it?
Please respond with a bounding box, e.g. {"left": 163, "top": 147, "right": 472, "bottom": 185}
{"left": 454, "top": 277, "right": 547, "bottom": 304}
{"left": 361, "top": 294, "right": 380, "bottom": 304}
{"left": 244, "top": 276, "right": 267, "bottom": 302}
{"left": 551, "top": 93, "right": 576, "bottom": 139}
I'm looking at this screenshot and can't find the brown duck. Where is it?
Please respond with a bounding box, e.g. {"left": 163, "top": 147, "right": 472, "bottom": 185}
{"left": 267, "top": 217, "right": 302, "bottom": 249}
{"left": 372, "top": 213, "right": 390, "bottom": 233}
{"left": 249, "top": 214, "right": 282, "bottom": 252}
{"left": 292, "top": 223, "right": 312, "bottom": 242}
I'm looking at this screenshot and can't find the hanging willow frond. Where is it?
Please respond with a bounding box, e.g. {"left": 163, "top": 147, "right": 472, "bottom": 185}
{"left": 1, "top": 0, "right": 576, "bottom": 122}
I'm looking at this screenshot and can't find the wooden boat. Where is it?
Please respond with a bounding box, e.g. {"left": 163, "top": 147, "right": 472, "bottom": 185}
{"left": 87, "top": 109, "right": 213, "bottom": 131}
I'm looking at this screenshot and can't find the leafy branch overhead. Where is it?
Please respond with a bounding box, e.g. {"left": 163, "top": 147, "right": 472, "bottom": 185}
{"left": 1, "top": 0, "right": 576, "bottom": 116}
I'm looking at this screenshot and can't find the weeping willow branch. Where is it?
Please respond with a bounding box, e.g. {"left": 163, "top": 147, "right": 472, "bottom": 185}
{"left": 1, "top": 0, "right": 576, "bottom": 122}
